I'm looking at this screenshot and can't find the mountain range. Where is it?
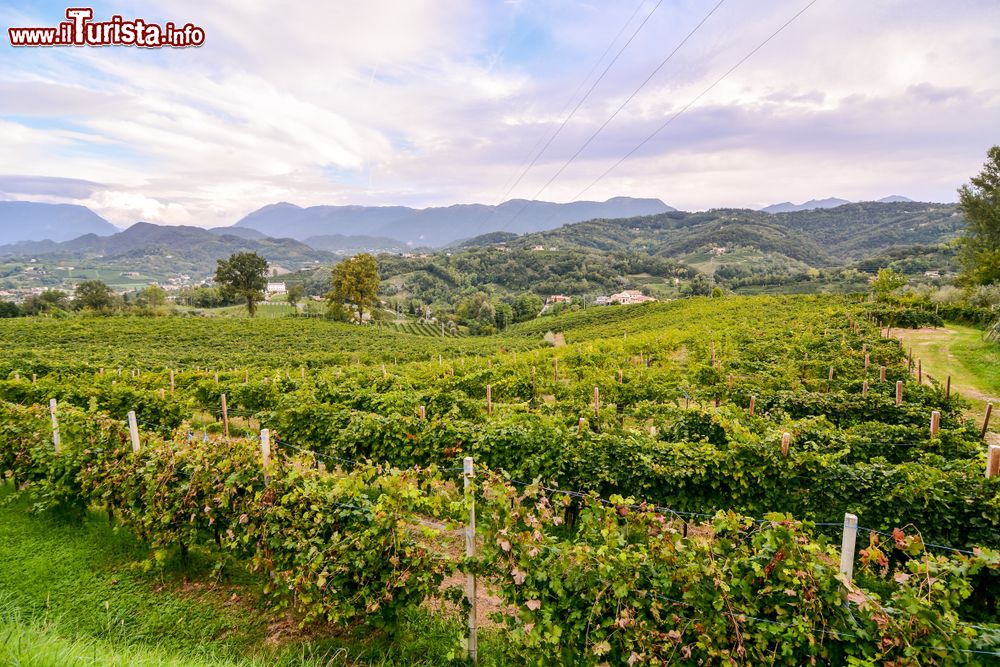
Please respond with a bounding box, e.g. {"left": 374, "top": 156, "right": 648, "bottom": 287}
{"left": 458, "top": 200, "right": 961, "bottom": 265}
{"left": 1, "top": 195, "right": 925, "bottom": 249}
{"left": 0, "top": 222, "right": 335, "bottom": 277}
{"left": 760, "top": 196, "right": 914, "bottom": 214}
{"left": 231, "top": 197, "right": 674, "bottom": 247}
{"left": 0, "top": 201, "right": 118, "bottom": 245}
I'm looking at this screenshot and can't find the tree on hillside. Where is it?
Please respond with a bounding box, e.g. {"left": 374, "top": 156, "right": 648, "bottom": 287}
{"left": 511, "top": 293, "right": 544, "bottom": 323}
{"left": 872, "top": 267, "right": 907, "bottom": 301}
{"left": 958, "top": 146, "right": 1000, "bottom": 285}
{"left": 287, "top": 284, "right": 305, "bottom": 308}
{"left": 74, "top": 280, "right": 115, "bottom": 311}
{"left": 329, "top": 253, "right": 380, "bottom": 323}
{"left": 215, "top": 252, "right": 268, "bottom": 317}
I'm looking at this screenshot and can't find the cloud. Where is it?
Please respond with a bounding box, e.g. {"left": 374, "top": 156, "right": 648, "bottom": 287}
{"left": 0, "top": 174, "right": 104, "bottom": 199}
{"left": 0, "top": 0, "right": 997, "bottom": 226}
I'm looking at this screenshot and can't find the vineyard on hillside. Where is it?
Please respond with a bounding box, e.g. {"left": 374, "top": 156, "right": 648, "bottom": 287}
{"left": 1, "top": 295, "right": 999, "bottom": 665}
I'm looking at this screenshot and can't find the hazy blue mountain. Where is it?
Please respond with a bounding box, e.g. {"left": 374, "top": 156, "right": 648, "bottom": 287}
{"left": 0, "top": 222, "right": 335, "bottom": 276}
{"left": 230, "top": 197, "right": 674, "bottom": 247}
{"left": 0, "top": 201, "right": 118, "bottom": 245}
{"left": 760, "top": 198, "right": 852, "bottom": 213}
{"left": 876, "top": 195, "right": 915, "bottom": 203}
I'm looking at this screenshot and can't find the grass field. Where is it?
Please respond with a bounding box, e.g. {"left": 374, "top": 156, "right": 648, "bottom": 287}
{"left": 0, "top": 487, "right": 507, "bottom": 666}
{"left": 894, "top": 323, "right": 1000, "bottom": 423}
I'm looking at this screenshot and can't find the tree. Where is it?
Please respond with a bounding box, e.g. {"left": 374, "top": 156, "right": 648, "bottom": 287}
{"left": 511, "top": 293, "right": 543, "bottom": 323}
{"left": 681, "top": 274, "right": 714, "bottom": 297}
{"left": 74, "top": 280, "right": 114, "bottom": 311}
{"left": 958, "top": 146, "right": 1000, "bottom": 285}
{"left": 0, "top": 301, "right": 19, "bottom": 318}
{"left": 22, "top": 290, "right": 68, "bottom": 315}
{"left": 495, "top": 301, "right": 514, "bottom": 331}
{"left": 215, "top": 252, "right": 268, "bottom": 317}
{"left": 330, "top": 254, "right": 380, "bottom": 324}
{"left": 137, "top": 284, "right": 167, "bottom": 308}
{"left": 287, "top": 284, "right": 305, "bottom": 308}
{"left": 872, "top": 267, "right": 907, "bottom": 301}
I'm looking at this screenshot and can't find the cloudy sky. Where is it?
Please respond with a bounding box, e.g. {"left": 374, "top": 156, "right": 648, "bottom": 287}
{"left": 1, "top": 0, "right": 998, "bottom": 228}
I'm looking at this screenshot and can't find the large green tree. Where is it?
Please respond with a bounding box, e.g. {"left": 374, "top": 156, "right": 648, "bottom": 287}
{"left": 958, "top": 145, "right": 1000, "bottom": 285}
{"left": 330, "top": 253, "right": 380, "bottom": 323}
{"left": 74, "top": 280, "right": 115, "bottom": 311}
{"left": 871, "top": 267, "right": 907, "bottom": 301}
{"left": 214, "top": 252, "right": 269, "bottom": 317}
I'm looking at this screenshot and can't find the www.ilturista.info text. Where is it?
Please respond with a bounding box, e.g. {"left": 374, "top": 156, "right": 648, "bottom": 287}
{"left": 8, "top": 8, "right": 205, "bottom": 48}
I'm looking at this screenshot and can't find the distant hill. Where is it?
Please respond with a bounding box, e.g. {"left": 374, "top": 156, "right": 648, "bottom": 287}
{"left": 761, "top": 195, "right": 917, "bottom": 212}
{"left": 760, "top": 198, "right": 851, "bottom": 214}
{"left": 0, "top": 222, "right": 335, "bottom": 277}
{"left": 460, "top": 201, "right": 962, "bottom": 265}
{"left": 304, "top": 233, "right": 408, "bottom": 254}
{"left": 208, "top": 226, "right": 268, "bottom": 240}
{"left": 230, "top": 197, "right": 674, "bottom": 247}
{"left": 0, "top": 201, "right": 117, "bottom": 245}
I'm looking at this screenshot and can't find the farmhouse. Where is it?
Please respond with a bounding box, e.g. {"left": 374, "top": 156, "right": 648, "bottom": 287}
{"left": 266, "top": 282, "right": 287, "bottom": 295}
{"left": 609, "top": 290, "right": 657, "bottom": 305}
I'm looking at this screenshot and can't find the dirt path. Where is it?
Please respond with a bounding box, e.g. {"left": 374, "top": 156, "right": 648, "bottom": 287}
{"left": 892, "top": 325, "right": 998, "bottom": 435}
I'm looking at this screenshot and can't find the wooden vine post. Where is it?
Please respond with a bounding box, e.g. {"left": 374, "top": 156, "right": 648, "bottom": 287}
{"left": 749, "top": 395, "right": 756, "bottom": 417}
{"left": 260, "top": 428, "right": 271, "bottom": 481}
{"left": 158, "top": 388, "right": 165, "bottom": 399}
{"left": 930, "top": 411, "right": 940, "bottom": 438}
{"left": 879, "top": 366, "right": 887, "bottom": 383}
{"left": 986, "top": 445, "right": 1000, "bottom": 479}
{"left": 862, "top": 380, "right": 869, "bottom": 397}
{"left": 946, "top": 376, "right": 952, "bottom": 399}
{"left": 463, "top": 457, "right": 478, "bottom": 663}
{"left": 486, "top": 384, "right": 492, "bottom": 415}
{"left": 170, "top": 369, "right": 175, "bottom": 394}
{"left": 49, "top": 398, "right": 60, "bottom": 453}
{"left": 578, "top": 417, "right": 586, "bottom": 433}
{"left": 593, "top": 386, "right": 600, "bottom": 418}
{"left": 221, "top": 393, "right": 230, "bottom": 439}
{"left": 982, "top": 403, "right": 993, "bottom": 439}
{"left": 895, "top": 381, "right": 903, "bottom": 407}
{"left": 781, "top": 432, "right": 790, "bottom": 456}
{"left": 864, "top": 354, "right": 870, "bottom": 371}
{"left": 839, "top": 513, "right": 858, "bottom": 582}
{"left": 918, "top": 360, "right": 923, "bottom": 384}
{"left": 419, "top": 405, "right": 426, "bottom": 420}
{"left": 127, "top": 410, "right": 140, "bottom": 453}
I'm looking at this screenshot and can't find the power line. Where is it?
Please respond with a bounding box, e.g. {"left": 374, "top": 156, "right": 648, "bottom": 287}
{"left": 501, "top": 0, "right": 729, "bottom": 230}
{"left": 488, "top": 0, "right": 648, "bottom": 207}
{"left": 468, "top": 0, "right": 665, "bottom": 237}
{"left": 569, "top": 0, "right": 821, "bottom": 203}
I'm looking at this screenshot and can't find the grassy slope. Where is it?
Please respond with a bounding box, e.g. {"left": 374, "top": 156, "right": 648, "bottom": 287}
{"left": 894, "top": 324, "right": 1000, "bottom": 424}
{"left": 0, "top": 488, "right": 507, "bottom": 666}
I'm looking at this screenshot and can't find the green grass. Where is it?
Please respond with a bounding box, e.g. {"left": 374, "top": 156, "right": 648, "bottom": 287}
{"left": 895, "top": 323, "right": 1000, "bottom": 420}
{"left": 0, "top": 486, "right": 510, "bottom": 666}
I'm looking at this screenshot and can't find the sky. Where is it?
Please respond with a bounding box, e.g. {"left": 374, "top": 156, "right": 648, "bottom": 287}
{"left": 1, "top": 0, "right": 998, "bottom": 228}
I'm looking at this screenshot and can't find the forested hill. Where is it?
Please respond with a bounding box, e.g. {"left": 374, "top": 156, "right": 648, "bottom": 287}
{"left": 458, "top": 201, "right": 961, "bottom": 265}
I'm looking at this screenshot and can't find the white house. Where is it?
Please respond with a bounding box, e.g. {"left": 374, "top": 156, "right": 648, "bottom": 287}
{"left": 266, "top": 282, "right": 287, "bottom": 295}
{"left": 609, "top": 290, "right": 657, "bottom": 305}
